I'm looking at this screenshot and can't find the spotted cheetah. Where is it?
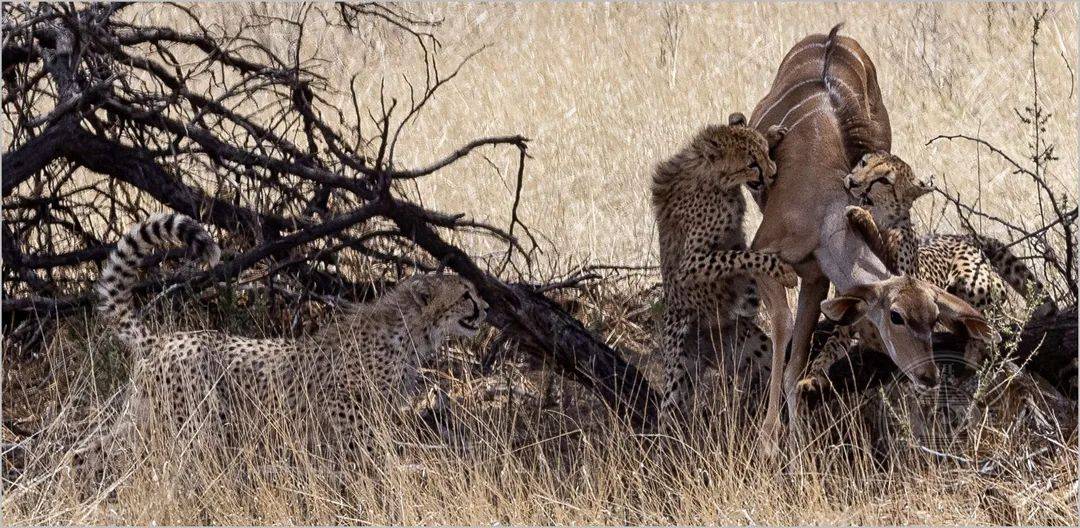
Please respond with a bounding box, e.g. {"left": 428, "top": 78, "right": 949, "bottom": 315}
{"left": 71, "top": 213, "right": 488, "bottom": 485}
{"left": 801, "top": 152, "right": 1052, "bottom": 393}
{"left": 843, "top": 151, "right": 1053, "bottom": 314}
{"left": 652, "top": 113, "right": 797, "bottom": 422}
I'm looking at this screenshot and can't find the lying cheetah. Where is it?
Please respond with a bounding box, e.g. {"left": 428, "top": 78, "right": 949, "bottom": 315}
{"left": 652, "top": 113, "right": 797, "bottom": 421}
{"left": 72, "top": 213, "right": 488, "bottom": 484}
{"left": 801, "top": 152, "right": 1051, "bottom": 392}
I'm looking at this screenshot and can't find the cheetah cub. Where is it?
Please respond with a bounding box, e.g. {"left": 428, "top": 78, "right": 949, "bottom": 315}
{"left": 72, "top": 213, "right": 488, "bottom": 484}
{"left": 801, "top": 151, "right": 1048, "bottom": 394}
{"left": 843, "top": 151, "right": 1051, "bottom": 314}
{"left": 652, "top": 112, "right": 797, "bottom": 422}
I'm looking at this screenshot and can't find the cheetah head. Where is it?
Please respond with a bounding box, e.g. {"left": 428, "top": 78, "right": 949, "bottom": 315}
{"left": 690, "top": 113, "right": 785, "bottom": 193}
{"left": 404, "top": 274, "right": 489, "bottom": 338}
{"left": 844, "top": 151, "right": 933, "bottom": 208}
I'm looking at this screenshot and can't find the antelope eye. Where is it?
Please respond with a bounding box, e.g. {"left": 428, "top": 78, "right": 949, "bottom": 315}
{"left": 889, "top": 310, "right": 905, "bottom": 325}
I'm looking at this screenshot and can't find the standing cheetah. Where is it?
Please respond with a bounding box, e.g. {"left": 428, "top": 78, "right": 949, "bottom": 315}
{"left": 72, "top": 213, "right": 488, "bottom": 484}
{"left": 801, "top": 152, "right": 1050, "bottom": 393}
{"left": 652, "top": 113, "right": 797, "bottom": 422}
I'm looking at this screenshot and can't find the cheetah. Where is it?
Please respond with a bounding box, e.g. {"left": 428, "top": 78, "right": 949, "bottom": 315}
{"left": 801, "top": 151, "right": 1051, "bottom": 393}
{"left": 71, "top": 213, "right": 488, "bottom": 485}
{"left": 843, "top": 151, "right": 1054, "bottom": 314}
{"left": 652, "top": 113, "right": 797, "bottom": 422}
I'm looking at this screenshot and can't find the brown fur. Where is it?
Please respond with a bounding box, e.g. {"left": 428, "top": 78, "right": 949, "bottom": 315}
{"left": 749, "top": 24, "right": 891, "bottom": 260}
{"left": 745, "top": 27, "right": 993, "bottom": 456}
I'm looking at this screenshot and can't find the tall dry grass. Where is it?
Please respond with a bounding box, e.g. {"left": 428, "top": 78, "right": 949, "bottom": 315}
{"left": 4, "top": 272, "right": 1076, "bottom": 525}
{"left": 3, "top": 2, "right": 1078, "bottom": 525}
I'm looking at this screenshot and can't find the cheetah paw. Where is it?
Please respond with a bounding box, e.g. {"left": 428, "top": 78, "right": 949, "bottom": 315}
{"left": 844, "top": 205, "right": 872, "bottom": 221}
{"left": 772, "top": 262, "right": 799, "bottom": 288}
{"left": 795, "top": 376, "right": 829, "bottom": 400}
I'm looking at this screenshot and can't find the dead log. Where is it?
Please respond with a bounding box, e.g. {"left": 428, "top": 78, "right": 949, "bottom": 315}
{"left": 385, "top": 199, "right": 660, "bottom": 429}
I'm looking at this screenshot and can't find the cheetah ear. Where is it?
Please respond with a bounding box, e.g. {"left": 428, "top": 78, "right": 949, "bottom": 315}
{"left": 765, "top": 125, "right": 788, "bottom": 157}
{"left": 727, "top": 112, "right": 747, "bottom": 127}
{"left": 909, "top": 175, "right": 935, "bottom": 200}
{"left": 932, "top": 286, "right": 1000, "bottom": 344}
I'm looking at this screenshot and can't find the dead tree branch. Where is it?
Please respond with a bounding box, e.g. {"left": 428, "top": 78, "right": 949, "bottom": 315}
{"left": 0, "top": 2, "right": 658, "bottom": 428}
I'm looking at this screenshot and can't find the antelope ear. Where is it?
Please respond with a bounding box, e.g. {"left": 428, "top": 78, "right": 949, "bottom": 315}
{"left": 765, "top": 125, "right": 788, "bottom": 155}
{"left": 728, "top": 112, "right": 747, "bottom": 126}
{"left": 821, "top": 295, "right": 869, "bottom": 326}
{"left": 934, "top": 289, "right": 1001, "bottom": 343}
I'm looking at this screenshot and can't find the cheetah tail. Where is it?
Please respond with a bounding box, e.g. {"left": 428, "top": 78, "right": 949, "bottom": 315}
{"left": 974, "top": 235, "right": 1054, "bottom": 310}
{"left": 95, "top": 213, "right": 220, "bottom": 354}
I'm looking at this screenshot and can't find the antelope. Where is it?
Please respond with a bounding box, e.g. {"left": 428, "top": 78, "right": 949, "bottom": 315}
{"left": 746, "top": 25, "right": 997, "bottom": 454}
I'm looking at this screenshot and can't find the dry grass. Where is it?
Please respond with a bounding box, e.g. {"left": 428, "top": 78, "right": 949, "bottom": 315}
{"left": 3, "top": 273, "right": 1077, "bottom": 525}
{"left": 3, "top": 2, "right": 1079, "bottom": 525}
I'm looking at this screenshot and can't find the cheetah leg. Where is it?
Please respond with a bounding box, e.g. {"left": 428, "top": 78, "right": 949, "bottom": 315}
{"left": 757, "top": 277, "right": 793, "bottom": 459}
{"left": 659, "top": 308, "right": 694, "bottom": 429}
{"left": 675, "top": 248, "right": 798, "bottom": 289}
{"left": 948, "top": 262, "right": 1004, "bottom": 365}
{"left": 845, "top": 206, "right": 891, "bottom": 270}
{"left": 325, "top": 392, "right": 379, "bottom": 471}
{"left": 69, "top": 393, "right": 142, "bottom": 493}
{"left": 795, "top": 326, "right": 853, "bottom": 399}
{"left": 728, "top": 319, "right": 772, "bottom": 386}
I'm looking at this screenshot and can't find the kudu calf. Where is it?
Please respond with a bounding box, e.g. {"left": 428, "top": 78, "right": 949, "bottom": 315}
{"left": 747, "top": 25, "right": 995, "bottom": 453}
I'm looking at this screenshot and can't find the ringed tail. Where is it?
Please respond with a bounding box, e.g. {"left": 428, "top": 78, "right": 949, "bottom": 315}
{"left": 95, "top": 213, "right": 220, "bottom": 354}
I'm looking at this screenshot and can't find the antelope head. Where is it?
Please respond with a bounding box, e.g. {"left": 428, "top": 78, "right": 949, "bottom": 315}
{"left": 820, "top": 276, "right": 999, "bottom": 388}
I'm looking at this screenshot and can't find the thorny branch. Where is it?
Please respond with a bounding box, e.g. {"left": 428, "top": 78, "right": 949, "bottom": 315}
{"left": 923, "top": 8, "right": 1076, "bottom": 302}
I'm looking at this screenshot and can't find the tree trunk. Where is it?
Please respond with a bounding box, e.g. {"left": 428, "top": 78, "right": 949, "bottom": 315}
{"left": 385, "top": 199, "right": 660, "bottom": 429}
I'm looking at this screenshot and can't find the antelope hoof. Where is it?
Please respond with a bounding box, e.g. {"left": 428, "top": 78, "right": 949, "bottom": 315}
{"left": 758, "top": 419, "right": 783, "bottom": 462}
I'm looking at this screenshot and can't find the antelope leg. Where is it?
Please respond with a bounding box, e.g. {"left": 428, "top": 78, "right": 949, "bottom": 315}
{"left": 757, "top": 276, "right": 793, "bottom": 457}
